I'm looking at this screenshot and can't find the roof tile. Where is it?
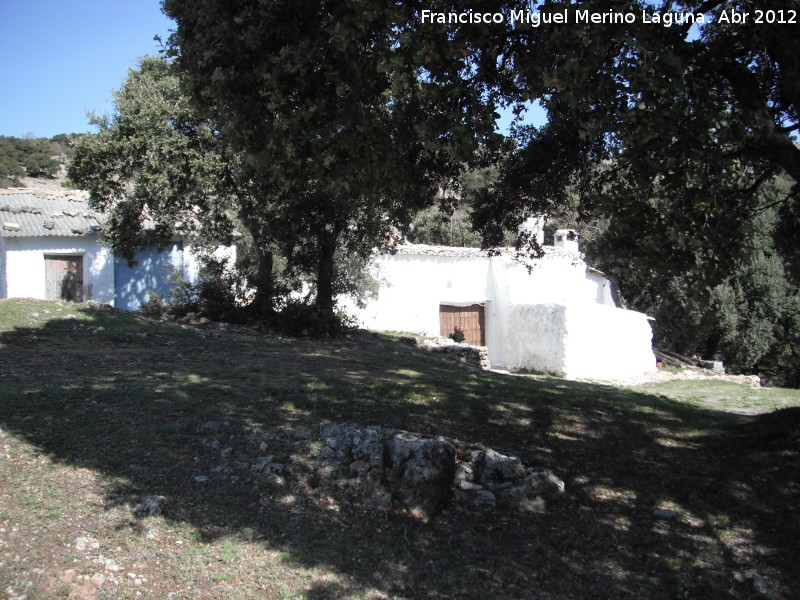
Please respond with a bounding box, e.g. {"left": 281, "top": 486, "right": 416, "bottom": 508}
{"left": 0, "top": 188, "right": 105, "bottom": 238}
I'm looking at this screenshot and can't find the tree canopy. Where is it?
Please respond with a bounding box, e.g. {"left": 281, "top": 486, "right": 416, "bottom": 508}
{"left": 475, "top": 0, "right": 799, "bottom": 273}
{"left": 161, "top": 0, "right": 505, "bottom": 321}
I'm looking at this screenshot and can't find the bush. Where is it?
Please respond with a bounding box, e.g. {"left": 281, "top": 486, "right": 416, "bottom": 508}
{"left": 138, "top": 290, "right": 167, "bottom": 316}
{"left": 194, "top": 253, "right": 243, "bottom": 321}
{"left": 164, "top": 270, "right": 199, "bottom": 317}
{"left": 271, "top": 299, "right": 353, "bottom": 337}
{"left": 161, "top": 249, "right": 248, "bottom": 322}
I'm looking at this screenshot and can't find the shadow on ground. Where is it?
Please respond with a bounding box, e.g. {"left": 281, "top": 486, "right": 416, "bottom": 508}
{"left": 0, "top": 303, "right": 798, "bottom": 598}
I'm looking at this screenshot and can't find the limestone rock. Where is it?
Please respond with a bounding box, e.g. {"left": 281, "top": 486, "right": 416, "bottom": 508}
{"left": 316, "top": 423, "right": 362, "bottom": 477}
{"left": 251, "top": 456, "right": 274, "bottom": 473}
{"left": 454, "top": 463, "right": 474, "bottom": 484}
{"left": 315, "top": 424, "right": 455, "bottom": 519}
{"left": 351, "top": 427, "right": 385, "bottom": 468}
{"left": 476, "top": 448, "right": 526, "bottom": 483}
{"left": 521, "top": 468, "right": 566, "bottom": 501}
{"left": 454, "top": 488, "right": 497, "bottom": 508}
{"left": 133, "top": 495, "right": 167, "bottom": 517}
{"left": 385, "top": 432, "right": 456, "bottom": 521}
{"left": 750, "top": 573, "right": 767, "bottom": 593}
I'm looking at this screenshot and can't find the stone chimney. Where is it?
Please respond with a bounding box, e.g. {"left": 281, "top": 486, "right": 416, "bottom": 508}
{"left": 554, "top": 229, "right": 579, "bottom": 252}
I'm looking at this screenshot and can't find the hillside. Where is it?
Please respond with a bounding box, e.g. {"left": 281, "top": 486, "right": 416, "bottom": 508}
{"left": 1, "top": 298, "right": 799, "bottom": 599}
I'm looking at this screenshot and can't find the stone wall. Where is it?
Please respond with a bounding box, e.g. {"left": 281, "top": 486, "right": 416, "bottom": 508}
{"left": 418, "top": 336, "right": 491, "bottom": 370}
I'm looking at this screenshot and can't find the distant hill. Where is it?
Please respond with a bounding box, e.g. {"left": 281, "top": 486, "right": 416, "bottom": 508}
{"left": 0, "top": 133, "right": 86, "bottom": 189}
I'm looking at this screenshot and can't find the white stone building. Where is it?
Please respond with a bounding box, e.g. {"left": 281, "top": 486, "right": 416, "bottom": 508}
{"left": 348, "top": 230, "right": 656, "bottom": 381}
{"left": 0, "top": 188, "right": 221, "bottom": 310}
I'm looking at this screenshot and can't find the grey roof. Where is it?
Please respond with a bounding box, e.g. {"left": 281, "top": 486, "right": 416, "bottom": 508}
{"left": 392, "top": 242, "right": 582, "bottom": 261}
{"left": 0, "top": 188, "right": 105, "bottom": 238}
{"left": 393, "top": 243, "right": 495, "bottom": 258}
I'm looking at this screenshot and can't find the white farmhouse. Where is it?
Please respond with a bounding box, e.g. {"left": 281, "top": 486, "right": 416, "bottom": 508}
{"left": 0, "top": 188, "right": 218, "bottom": 310}
{"left": 349, "top": 228, "right": 657, "bottom": 381}
{"left": 0, "top": 224, "right": 6, "bottom": 299}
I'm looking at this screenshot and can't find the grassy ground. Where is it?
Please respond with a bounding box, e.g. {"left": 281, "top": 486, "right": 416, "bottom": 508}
{"left": 1, "top": 298, "right": 799, "bottom": 599}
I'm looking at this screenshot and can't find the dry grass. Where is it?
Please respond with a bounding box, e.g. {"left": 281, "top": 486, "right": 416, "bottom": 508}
{"left": 1, "top": 298, "right": 799, "bottom": 599}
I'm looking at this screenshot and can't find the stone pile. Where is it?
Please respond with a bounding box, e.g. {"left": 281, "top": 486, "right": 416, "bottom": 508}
{"left": 315, "top": 424, "right": 563, "bottom": 520}
{"left": 419, "top": 337, "right": 491, "bottom": 370}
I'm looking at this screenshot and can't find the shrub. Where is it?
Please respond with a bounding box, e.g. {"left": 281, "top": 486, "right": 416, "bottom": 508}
{"left": 138, "top": 290, "right": 167, "bottom": 316}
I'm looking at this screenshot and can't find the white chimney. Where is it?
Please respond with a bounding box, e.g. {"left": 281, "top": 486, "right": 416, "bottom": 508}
{"left": 518, "top": 215, "right": 545, "bottom": 246}
{"left": 554, "top": 229, "right": 579, "bottom": 252}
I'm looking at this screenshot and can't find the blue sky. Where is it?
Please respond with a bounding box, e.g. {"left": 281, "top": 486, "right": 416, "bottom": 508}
{"left": 0, "top": 1, "right": 543, "bottom": 139}
{"left": 0, "top": 1, "right": 174, "bottom": 138}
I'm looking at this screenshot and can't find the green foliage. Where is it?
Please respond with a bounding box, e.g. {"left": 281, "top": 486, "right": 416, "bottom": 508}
{"left": 162, "top": 0, "right": 503, "bottom": 320}
{"left": 0, "top": 135, "right": 62, "bottom": 185}
{"left": 192, "top": 251, "right": 248, "bottom": 322}
{"left": 271, "top": 299, "right": 348, "bottom": 338}
{"left": 23, "top": 153, "right": 59, "bottom": 178}
{"left": 68, "top": 56, "right": 237, "bottom": 259}
{"left": 0, "top": 140, "right": 25, "bottom": 187}
{"left": 156, "top": 251, "right": 249, "bottom": 322}
{"left": 473, "top": 0, "right": 799, "bottom": 270}
{"left": 409, "top": 165, "right": 514, "bottom": 247}
{"left": 408, "top": 206, "right": 482, "bottom": 247}
{"left": 330, "top": 248, "right": 380, "bottom": 311}
{"left": 138, "top": 290, "right": 167, "bottom": 316}
{"left": 162, "top": 269, "right": 198, "bottom": 317}
{"left": 590, "top": 179, "right": 800, "bottom": 387}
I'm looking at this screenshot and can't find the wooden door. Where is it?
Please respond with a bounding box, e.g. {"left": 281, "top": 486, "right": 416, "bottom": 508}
{"left": 439, "top": 304, "right": 485, "bottom": 346}
{"left": 45, "top": 255, "right": 84, "bottom": 302}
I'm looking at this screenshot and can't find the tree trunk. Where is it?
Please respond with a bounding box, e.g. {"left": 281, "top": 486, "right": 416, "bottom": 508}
{"left": 250, "top": 244, "right": 274, "bottom": 319}
{"left": 314, "top": 228, "right": 339, "bottom": 323}
{"left": 238, "top": 200, "right": 275, "bottom": 320}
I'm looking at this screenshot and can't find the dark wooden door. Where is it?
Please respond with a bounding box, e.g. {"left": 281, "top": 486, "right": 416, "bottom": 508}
{"left": 45, "top": 255, "right": 84, "bottom": 302}
{"left": 439, "top": 304, "right": 485, "bottom": 346}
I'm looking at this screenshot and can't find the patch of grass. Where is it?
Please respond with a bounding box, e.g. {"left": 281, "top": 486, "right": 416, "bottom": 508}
{"left": 0, "top": 299, "right": 799, "bottom": 599}
{"left": 636, "top": 379, "right": 800, "bottom": 414}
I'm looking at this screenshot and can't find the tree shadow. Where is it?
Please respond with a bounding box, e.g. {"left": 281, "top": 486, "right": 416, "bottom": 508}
{"left": 0, "top": 303, "right": 797, "bottom": 598}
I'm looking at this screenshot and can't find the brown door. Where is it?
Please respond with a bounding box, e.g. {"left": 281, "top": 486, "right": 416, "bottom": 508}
{"left": 439, "top": 304, "right": 485, "bottom": 346}
{"left": 45, "top": 255, "right": 84, "bottom": 302}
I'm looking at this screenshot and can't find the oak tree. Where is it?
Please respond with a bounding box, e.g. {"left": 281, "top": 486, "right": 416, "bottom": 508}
{"left": 162, "top": 0, "right": 504, "bottom": 322}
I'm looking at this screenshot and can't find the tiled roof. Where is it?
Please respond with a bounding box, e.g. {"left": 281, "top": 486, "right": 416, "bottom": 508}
{"left": 392, "top": 242, "right": 582, "bottom": 262}
{"left": 0, "top": 188, "right": 105, "bottom": 238}
{"left": 393, "top": 243, "right": 496, "bottom": 258}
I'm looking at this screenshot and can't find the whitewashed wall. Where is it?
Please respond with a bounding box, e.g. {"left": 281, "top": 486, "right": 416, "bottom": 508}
{"left": 354, "top": 254, "right": 493, "bottom": 337}
{"left": 503, "top": 302, "right": 656, "bottom": 380}
{"left": 0, "top": 232, "right": 7, "bottom": 298}
{"left": 347, "top": 248, "right": 656, "bottom": 381}
{"left": 560, "top": 303, "right": 656, "bottom": 380}
{"left": 4, "top": 237, "right": 115, "bottom": 303}
{"left": 3, "top": 237, "right": 236, "bottom": 309}
{"left": 181, "top": 242, "right": 237, "bottom": 285}
{"left": 499, "top": 303, "right": 569, "bottom": 374}
{"left": 500, "top": 256, "right": 616, "bottom": 307}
